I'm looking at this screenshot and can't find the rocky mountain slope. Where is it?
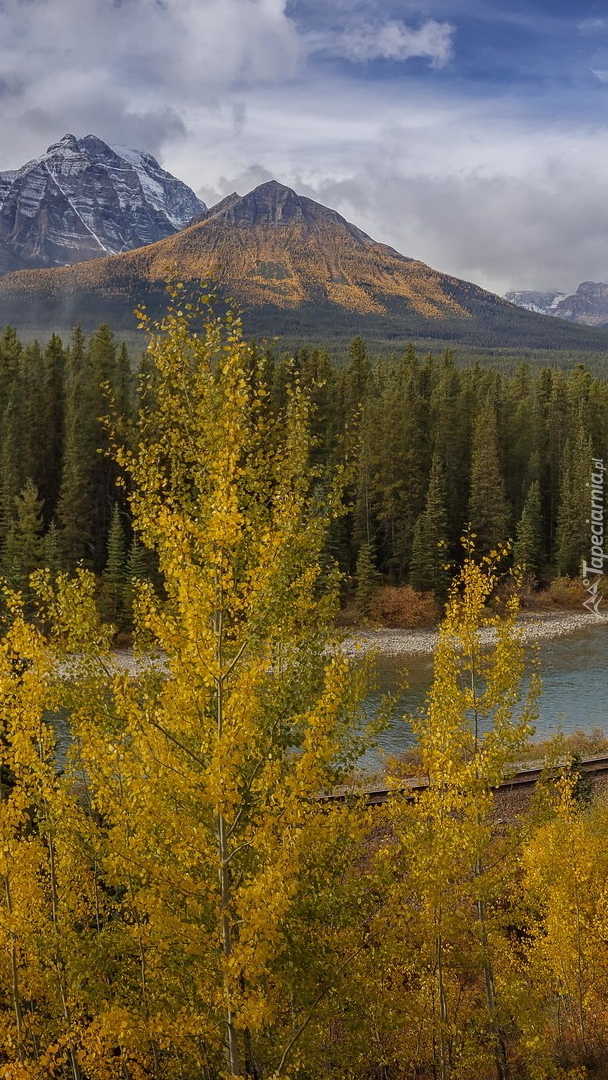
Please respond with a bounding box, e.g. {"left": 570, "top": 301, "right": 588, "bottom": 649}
{"left": 504, "top": 290, "right": 567, "bottom": 315}
{"left": 506, "top": 282, "right": 608, "bottom": 328}
{"left": 1, "top": 177, "right": 608, "bottom": 349}
{"left": 0, "top": 134, "right": 206, "bottom": 270}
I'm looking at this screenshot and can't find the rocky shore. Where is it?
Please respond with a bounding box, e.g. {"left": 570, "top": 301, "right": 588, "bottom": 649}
{"left": 342, "top": 610, "right": 608, "bottom": 658}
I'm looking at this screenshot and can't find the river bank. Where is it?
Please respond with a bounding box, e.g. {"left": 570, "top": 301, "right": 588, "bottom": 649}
{"left": 343, "top": 609, "right": 608, "bottom": 657}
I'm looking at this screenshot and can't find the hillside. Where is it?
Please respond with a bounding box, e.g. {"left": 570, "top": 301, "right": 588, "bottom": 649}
{"left": 1, "top": 179, "right": 608, "bottom": 350}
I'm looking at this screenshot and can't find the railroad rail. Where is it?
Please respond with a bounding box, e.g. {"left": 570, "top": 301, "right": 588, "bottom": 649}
{"left": 318, "top": 754, "right": 608, "bottom": 807}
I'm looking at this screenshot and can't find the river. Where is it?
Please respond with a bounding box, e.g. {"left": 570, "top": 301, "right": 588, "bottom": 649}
{"left": 49, "top": 623, "right": 608, "bottom": 771}
{"left": 362, "top": 622, "right": 608, "bottom": 768}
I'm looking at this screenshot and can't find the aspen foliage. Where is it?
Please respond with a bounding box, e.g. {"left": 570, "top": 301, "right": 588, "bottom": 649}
{"left": 69, "top": 285, "right": 371, "bottom": 1079}
{"left": 4, "top": 295, "right": 608, "bottom": 1079}
{"left": 377, "top": 545, "right": 540, "bottom": 1080}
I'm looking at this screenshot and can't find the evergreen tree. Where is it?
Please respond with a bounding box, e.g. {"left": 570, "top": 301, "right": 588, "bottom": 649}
{"left": 56, "top": 326, "right": 95, "bottom": 568}
{"left": 42, "top": 520, "right": 62, "bottom": 578}
{"left": 123, "top": 535, "right": 149, "bottom": 627}
{"left": 410, "top": 451, "right": 450, "bottom": 596}
{"left": 513, "top": 479, "right": 543, "bottom": 575}
{"left": 555, "top": 426, "right": 593, "bottom": 577}
{"left": 40, "top": 333, "right": 66, "bottom": 516}
{"left": 1, "top": 479, "right": 44, "bottom": 598}
{"left": 355, "top": 539, "right": 380, "bottom": 618}
{"left": 100, "top": 503, "right": 127, "bottom": 625}
{"left": 468, "top": 403, "right": 509, "bottom": 555}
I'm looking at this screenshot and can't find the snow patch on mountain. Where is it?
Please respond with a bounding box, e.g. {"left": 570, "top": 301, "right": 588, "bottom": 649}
{"left": 504, "top": 290, "right": 567, "bottom": 315}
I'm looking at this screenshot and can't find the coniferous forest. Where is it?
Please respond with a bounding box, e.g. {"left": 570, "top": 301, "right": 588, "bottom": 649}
{"left": 0, "top": 319, "right": 604, "bottom": 629}
{"left": 1, "top": 297, "right": 608, "bottom": 1080}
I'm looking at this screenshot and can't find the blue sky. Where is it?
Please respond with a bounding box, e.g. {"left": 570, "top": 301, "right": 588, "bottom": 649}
{"left": 1, "top": 0, "right": 608, "bottom": 293}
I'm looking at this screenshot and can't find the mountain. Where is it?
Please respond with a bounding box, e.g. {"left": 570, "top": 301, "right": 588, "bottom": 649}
{"left": 1, "top": 179, "right": 608, "bottom": 350}
{"left": 506, "top": 282, "right": 608, "bottom": 328}
{"left": 551, "top": 282, "right": 608, "bottom": 327}
{"left": 0, "top": 134, "right": 206, "bottom": 271}
{"left": 504, "top": 290, "right": 567, "bottom": 315}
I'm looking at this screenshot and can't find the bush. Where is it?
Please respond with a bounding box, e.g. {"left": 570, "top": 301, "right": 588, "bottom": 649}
{"left": 368, "top": 585, "right": 439, "bottom": 628}
{"left": 548, "top": 575, "right": 587, "bottom": 607}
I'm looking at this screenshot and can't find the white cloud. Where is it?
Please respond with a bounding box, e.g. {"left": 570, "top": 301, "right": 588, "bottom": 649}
{"left": 337, "top": 19, "right": 454, "bottom": 67}
{"left": 579, "top": 18, "right": 608, "bottom": 34}
{"left": 0, "top": 0, "right": 302, "bottom": 166}
{"left": 592, "top": 69, "right": 608, "bottom": 83}
{"left": 170, "top": 82, "right": 608, "bottom": 297}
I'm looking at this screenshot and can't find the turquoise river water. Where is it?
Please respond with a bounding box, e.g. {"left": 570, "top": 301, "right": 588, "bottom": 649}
{"left": 363, "top": 622, "right": 608, "bottom": 768}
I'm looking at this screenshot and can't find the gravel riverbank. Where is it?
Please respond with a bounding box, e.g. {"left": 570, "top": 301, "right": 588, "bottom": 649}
{"left": 342, "top": 610, "right": 608, "bottom": 658}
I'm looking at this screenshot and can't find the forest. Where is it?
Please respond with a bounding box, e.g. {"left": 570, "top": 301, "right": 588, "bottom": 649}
{"left": 0, "top": 314, "right": 604, "bottom": 630}
{"left": 0, "top": 292, "right": 607, "bottom": 1080}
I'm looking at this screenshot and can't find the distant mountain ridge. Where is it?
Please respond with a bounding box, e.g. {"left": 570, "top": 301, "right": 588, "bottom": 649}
{"left": 506, "top": 282, "right": 608, "bottom": 328}
{"left": 1, "top": 176, "right": 608, "bottom": 350}
{"left": 0, "top": 134, "right": 206, "bottom": 271}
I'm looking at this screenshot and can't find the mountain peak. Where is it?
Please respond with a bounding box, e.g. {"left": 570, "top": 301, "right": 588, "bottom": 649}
{"left": 47, "top": 133, "right": 80, "bottom": 154}
{"left": 0, "top": 134, "right": 207, "bottom": 270}
{"left": 208, "top": 179, "right": 373, "bottom": 244}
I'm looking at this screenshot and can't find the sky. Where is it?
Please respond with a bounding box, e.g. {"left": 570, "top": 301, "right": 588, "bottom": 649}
{"left": 1, "top": 0, "right": 608, "bottom": 295}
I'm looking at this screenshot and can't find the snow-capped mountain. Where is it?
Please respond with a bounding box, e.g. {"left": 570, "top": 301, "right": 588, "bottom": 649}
{"left": 504, "top": 290, "right": 567, "bottom": 315}
{"left": 0, "top": 134, "right": 207, "bottom": 270}
{"left": 506, "top": 283, "right": 608, "bottom": 327}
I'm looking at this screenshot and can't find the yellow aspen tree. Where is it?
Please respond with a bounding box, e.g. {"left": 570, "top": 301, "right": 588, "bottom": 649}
{"left": 0, "top": 591, "right": 105, "bottom": 1080}
{"left": 520, "top": 777, "right": 608, "bottom": 1076}
{"left": 62, "top": 286, "right": 374, "bottom": 1079}
{"left": 383, "top": 546, "right": 539, "bottom": 1080}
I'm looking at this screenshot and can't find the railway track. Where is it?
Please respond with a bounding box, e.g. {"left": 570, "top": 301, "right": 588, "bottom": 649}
{"left": 319, "top": 754, "right": 608, "bottom": 807}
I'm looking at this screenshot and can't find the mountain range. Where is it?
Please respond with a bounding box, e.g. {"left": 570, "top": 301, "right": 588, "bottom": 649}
{"left": 1, "top": 134, "right": 607, "bottom": 351}
{"left": 506, "top": 283, "right": 608, "bottom": 328}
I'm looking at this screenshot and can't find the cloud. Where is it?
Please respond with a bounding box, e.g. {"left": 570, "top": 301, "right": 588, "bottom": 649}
{"left": 336, "top": 19, "right": 455, "bottom": 67}
{"left": 579, "top": 18, "right": 608, "bottom": 34}
{"left": 592, "top": 70, "right": 608, "bottom": 84}
{"left": 299, "top": 161, "right": 608, "bottom": 297}
{"left": 0, "top": 0, "right": 302, "bottom": 166}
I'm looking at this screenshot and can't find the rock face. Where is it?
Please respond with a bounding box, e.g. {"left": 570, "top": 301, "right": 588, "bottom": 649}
{"left": 506, "top": 283, "right": 608, "bottom": 328}
{"left": 552, "top": 282, "right": 608, "bottom": 327}
{"left": 504, "top": 290, "right": 567, "bottom": 315}
{"left": 0, "top": 134, "right": 207, "bottom": 270}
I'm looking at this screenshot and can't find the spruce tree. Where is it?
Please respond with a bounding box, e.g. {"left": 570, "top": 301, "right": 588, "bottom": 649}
{"left": 513, "top": 480, "right": 543, "bottom": 575}
{"left": 1, "top": 479, "right": 44, "bottom": 599}
{"left": 56, "top": 326, "right": 95, "bottom": 568}
{"left": 41, "top": 333, "right": 66, "bottom": 516}
{"left": 42, "top": 521, "right": 62, "bottom": 578}
{"left": 410, "top": 451, "right": 450, "bottom": 596}
{"left": 100, "top": 503, "right": 127, "bottom": 626}
{"left": 123, "top": 535, "right": 149, "bottom": 628}
{"left": 555, "top": 426, "right": 593, "bottom": 577}
{"left": 468, "top": 403, "right": 509, "bottom": 556}
{"left": 355, "top": 540, "right": 380, "bottom": 618}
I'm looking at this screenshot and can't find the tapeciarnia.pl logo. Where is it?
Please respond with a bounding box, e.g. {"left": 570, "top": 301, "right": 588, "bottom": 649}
{"left": 582, "top": 457, "right": 606, "bottom": 616}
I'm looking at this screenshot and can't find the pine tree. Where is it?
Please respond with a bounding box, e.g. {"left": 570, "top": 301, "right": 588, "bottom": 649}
{"left": 40, "top": 333, "right": 66, "bottom": 516}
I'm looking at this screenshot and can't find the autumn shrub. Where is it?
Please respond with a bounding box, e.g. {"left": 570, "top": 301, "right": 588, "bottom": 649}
{"left": 548, "top": 575, "right": 587, "bottom": 607}
{"left": 368, "top": 584, "right": 438, "bottom": 628}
